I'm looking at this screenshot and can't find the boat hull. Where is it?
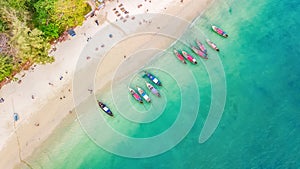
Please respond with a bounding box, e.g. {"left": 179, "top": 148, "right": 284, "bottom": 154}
{"left": 196, "top": 40, "right": 207, "bottom": 54}
{"left": 173, "top": 50, "right": 187, "bottom": 64}
{"left": 98, "top": 101, "right": 113, "bottom": 117}
{"left": 206, "top": 39, "right": 219, "bottom": 52}
{"left": 137, "top": 87, "right": 151, "bottom": 102}
{"left": 212, "top": 26, "right": 228, "bottom": 38}
{"left": 146, "top": 82, "right": 161, "bottom": 97}
{"left": 129, "top": 88, "right": 143, "bottom": 103}
{"left": 144, "top": 71, "right": 162, "bottom": 86}
{"left": 182, "top": 51, "right": 197, "bottom": 64}
{"left": 191, "top": 46, "right": 208, "bottom": 59}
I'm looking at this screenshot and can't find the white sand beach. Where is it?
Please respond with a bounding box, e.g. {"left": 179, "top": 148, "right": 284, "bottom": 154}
{"left": 0, "top": 0, "right": 213, "bottom": 168}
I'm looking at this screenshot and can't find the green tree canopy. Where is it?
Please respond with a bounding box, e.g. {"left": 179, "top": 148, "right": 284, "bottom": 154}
{"left": 33, "top": 0, "right": 89, "bottom": 40}
{"left": 0, "top": 54, "right": 13, "bottom": 82}
{"left": 0, "top": 0, "right": 90, "bottom": 85}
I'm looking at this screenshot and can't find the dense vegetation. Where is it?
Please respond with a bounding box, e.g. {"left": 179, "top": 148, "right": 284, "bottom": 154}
{"left": 33, "top": 0, "right": 89, "bottom": 40}
{"left": 0, "top": 0, "right": 90, "bottom": 83}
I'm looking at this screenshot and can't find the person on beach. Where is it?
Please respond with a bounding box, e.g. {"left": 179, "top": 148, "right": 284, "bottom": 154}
{"left": 95, "top": 20, "right": 99, "bottom": 26}
{"left": 0, "top": 98, "right": 4, "bottom": 103}
{"left": 87, "top": 37, "right": 91, "bottom": 42}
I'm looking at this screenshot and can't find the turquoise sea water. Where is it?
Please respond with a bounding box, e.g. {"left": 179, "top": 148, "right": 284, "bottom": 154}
{"left": 22, "top": 0, "right": 300, "bottom": 168}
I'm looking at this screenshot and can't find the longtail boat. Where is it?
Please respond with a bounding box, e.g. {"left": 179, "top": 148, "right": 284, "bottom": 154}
{"left": 145, "top": 82, "right": 160, "bottom": 97}
{"left": 196, "top": 40, "right": 207, "bottom": 54}
{"left": 98, "top": 101, "right": 113, "bottom": 117}
{"left": 137, "top": 86, "right": 151, "bottom": 103}
{"left": 191, "top": 46, "right": 208, "bottom": 60}
{"left": 182, "top": 50, "right": 197, "bottom": 64}
{"left": 206, "top": 39, "right": 219, "bottom": 52}
{"left": 143, "top": 71, "right": 162, "bottom": 86}
{"left": 129, "top": 87, "right": 143, "bottom": 103}
{"left": 173, "top": 50, "right": 186, "bottom": 64}
{"left": 212, "top": 25, "right": 228, "bottom": 38}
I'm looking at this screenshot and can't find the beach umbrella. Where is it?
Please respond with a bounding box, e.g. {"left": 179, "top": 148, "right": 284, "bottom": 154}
{"left": 11, "top": 99, "right": 19, "bottom": 122}
{"left": 68, "top": 29, "right": 76, "bottom": 37}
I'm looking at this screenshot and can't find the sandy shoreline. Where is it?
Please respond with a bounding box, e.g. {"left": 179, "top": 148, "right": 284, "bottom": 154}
{"left": 0, "top": 0, "right": 214, "bottom": 168}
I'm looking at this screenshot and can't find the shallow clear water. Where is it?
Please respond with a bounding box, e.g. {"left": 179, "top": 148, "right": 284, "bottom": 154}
{"left": 24, "top": 0, "right": 300, "bottom": 168}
